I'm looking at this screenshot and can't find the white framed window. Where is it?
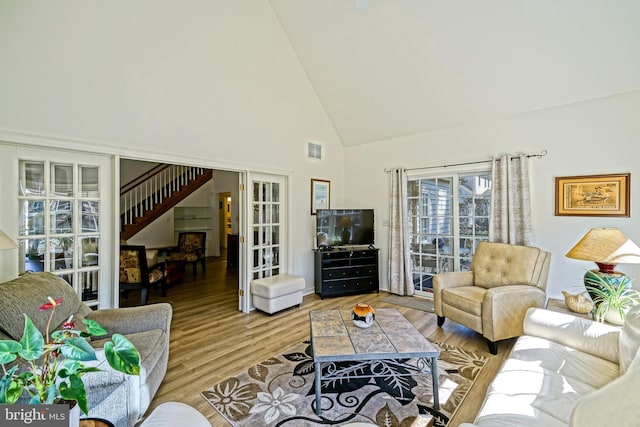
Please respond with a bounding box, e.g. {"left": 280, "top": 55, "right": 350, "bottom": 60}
{"left": 18, "top": 160, "right": 104, "bottom": 307}
{"left": 407, "top": 166, "right": 492, "bottom": 296}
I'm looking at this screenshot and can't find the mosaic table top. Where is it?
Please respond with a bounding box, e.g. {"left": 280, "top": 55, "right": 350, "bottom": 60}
{"left": 310, "top": 308, "right": 439, "bottom": 361}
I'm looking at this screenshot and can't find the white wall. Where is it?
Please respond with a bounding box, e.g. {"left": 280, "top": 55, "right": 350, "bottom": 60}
{"left": 0, "top": 1, "right": 344, "bottom": 288}
{"left": 346, "top": 91, "right": 640, "bottom": 298}
{"left": 120, "top": 159, "right": 160, "bottom": 187}
{"left": 0, "top": 145, "right": 18, "bottom": 282}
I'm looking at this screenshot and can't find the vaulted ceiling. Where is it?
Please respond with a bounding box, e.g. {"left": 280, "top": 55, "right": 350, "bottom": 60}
{"left": 270, "top": 1, "right": 640, "bottom": 147}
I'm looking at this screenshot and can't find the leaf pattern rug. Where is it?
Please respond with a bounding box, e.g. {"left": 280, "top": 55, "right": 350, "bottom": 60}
{"left": 201, "top": 340, "right": 488, "bottom": 427}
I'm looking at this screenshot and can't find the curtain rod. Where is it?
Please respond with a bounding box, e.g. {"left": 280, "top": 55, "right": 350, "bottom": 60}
{"left": 384, "top": 149, "right": 548, "bottom": 173}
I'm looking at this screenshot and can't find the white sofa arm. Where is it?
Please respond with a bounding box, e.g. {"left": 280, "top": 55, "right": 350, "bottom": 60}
{"left": 570, "top": 364, "right": 640, "bottom": 426}
{"left": 523, "top": 307, "right": 620, "bottom": 364}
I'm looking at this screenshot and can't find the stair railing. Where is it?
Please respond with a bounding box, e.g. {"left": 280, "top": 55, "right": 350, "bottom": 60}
{"left": 120, "top": 165, "right": 207, "bottom": 228}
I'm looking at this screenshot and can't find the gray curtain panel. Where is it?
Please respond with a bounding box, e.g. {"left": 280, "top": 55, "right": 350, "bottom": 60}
{"left": 388, "top": 168, "right": 413, "bottom": 295}
{"left": 489, "top": 154, "right": 533, "bottom": 246}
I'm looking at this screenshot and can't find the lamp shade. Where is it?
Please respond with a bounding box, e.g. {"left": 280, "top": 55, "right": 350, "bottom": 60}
{"left": 566, "top": 228, "right": 640, "bottom": 265}
{"left": 0, "top": 228, "right": 17, "bottom": 250}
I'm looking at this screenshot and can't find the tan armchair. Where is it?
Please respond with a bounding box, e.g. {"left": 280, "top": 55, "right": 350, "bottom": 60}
{"left": 433, "top": 241, "right": 551, "bottom": 354}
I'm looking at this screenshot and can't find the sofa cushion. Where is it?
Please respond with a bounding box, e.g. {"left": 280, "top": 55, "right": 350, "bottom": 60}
{"left": 442, "top": 286, "right": 485, "bottom": 316}
{"left": 471, "top": 242, "right": 544, "bottom": 289}
{"left": 91, "top": 329, "right": 166, "bottom": 385}
{"left": 0, "top": 272, "right": 91, "bottom": 339}
{"left": 473, "top": 334, "right": 619, "bottom": 426}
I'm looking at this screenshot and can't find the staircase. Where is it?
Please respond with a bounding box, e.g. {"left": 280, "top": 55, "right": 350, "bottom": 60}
{"left": 120, "top": 165, "right": 213, "bottom": 241}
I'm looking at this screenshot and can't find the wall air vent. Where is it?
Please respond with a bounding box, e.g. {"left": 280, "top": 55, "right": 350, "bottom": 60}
{"left": 307, "top": 141, "right": 323, "bottom": 160}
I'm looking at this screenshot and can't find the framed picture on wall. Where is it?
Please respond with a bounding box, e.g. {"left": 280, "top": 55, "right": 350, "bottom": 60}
{"left": 311, "top": 178, "right": 330, "bottom": 215}
{"left": 555, "top": 173, "right": 630, "bottom": 217}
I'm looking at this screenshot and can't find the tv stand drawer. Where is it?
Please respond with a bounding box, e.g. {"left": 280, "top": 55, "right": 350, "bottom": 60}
{"left": 323, "top": 265, "right": 377, "bottom": 280}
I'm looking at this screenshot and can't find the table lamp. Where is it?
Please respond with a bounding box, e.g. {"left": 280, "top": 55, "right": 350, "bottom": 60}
{"left": 566, "top": 228, "right": 640, "bottom": 298}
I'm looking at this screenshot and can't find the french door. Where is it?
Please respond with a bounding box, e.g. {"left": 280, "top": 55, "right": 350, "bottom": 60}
{"left": 15, "top": 147, "right": 114, "bottom": 308}
{"left": 243, "top": 173, "right": 287, "bottom": 312}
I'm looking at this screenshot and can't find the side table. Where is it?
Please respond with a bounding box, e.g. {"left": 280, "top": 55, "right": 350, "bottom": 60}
{"left": 80, "top": 419, "right": 115, "bottom": 427}
{"left": 546, "top": 298, "right": 593, "bottom": 320}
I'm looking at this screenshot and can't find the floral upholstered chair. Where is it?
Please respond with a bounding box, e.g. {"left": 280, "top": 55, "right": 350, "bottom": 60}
{"left": 119, "top": 245, "right": 166, "bottom": 305}
{"left": 166, "top": 232, "right": 206, "bottom": 277}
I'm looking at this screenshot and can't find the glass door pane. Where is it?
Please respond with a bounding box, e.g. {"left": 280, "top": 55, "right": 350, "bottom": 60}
{"left": 81, "top": 201, "right": 100, "bottom": 232}
{"left": 408, "top": 177, "right": 454, "bottom": 294}
{"left": 19, "top": 161, "right": 45, "bottom": 196}
{"left": 80, "top": 166, "right": 99, "bottom": 197}
{"left": 49, "top": 200, "right": 73, "bottom": 233}
{"left": 19, "top": 200, "right": 45, "bottom": 236}
{"left": 250, "top": 176, "right": 283, "bottom": 280}
{"left": 51, "top": 163, "right": 73, "bottom": 196}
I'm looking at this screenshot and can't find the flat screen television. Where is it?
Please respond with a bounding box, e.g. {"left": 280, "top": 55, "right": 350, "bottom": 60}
{"left": 316, "top": 209, "right": 375, "bottom": 248}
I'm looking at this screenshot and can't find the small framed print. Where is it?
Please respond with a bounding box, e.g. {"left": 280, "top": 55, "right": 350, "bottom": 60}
{"left": 555, "top": 173, "right": 630, "bottom": 217}
{"left": 311, "top": 178, "right": 330, "bottom": 215}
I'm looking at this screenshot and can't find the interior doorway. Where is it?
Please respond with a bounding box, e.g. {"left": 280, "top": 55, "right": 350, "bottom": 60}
{"left": 219, "top": 192, "right": 232, "bottom": 250}
{"left": 119, "top": 160, "right": 246, "bottom": 311}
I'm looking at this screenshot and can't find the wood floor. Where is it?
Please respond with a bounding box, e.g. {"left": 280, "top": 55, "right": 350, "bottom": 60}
{"left": 122, "top": 255, "right": 514, "bottom": 426}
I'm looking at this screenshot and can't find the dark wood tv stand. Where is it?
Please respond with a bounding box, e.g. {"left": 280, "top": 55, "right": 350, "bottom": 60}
{"left": 314, "top": 247, "right": 379, "bottom": 299}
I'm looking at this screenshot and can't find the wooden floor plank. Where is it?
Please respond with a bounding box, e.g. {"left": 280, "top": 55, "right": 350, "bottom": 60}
{"left": 122, "top": 255, "right": 512, "bottom": 426}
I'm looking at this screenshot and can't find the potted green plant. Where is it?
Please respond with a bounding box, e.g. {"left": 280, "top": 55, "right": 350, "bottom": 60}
{"left": 0, "top": 296, "right": 140, "bottom": 424}
{"left": 585, "top": 274, "right": 640, "bottom": 324}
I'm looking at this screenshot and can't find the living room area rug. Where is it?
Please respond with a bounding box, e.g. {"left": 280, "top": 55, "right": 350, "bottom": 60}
{"left": 201, "top": 340, "right": 488, "bottom": 427}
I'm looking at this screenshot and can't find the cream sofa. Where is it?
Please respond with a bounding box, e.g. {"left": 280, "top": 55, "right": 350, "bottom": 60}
{"left": 0, "top": 272, "right": 172, "bottom": 427}
{"left": 461, "top": 306, "right": 640, "bottom": 427}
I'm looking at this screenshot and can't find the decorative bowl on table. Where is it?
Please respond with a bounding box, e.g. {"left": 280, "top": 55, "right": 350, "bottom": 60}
{"left": 352, "top": 303, "right": 375, "bottom": 328}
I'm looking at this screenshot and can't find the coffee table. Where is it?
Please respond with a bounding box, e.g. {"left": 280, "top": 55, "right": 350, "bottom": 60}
{"left": 310, "top": 308, "right": 440, "bottom": 416}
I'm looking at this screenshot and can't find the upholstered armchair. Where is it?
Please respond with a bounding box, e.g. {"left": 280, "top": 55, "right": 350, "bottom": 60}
{"left": 119, "top": 245, "right": 166, "bottom": 305}
{"left": 0, "top": 272, "right": 172, "bottom": 427}
{"left": 166, "top": 232, "right": 206, "bottom": 277}
{"left": 433, "top": 241, "right": 551, "bottom": 354}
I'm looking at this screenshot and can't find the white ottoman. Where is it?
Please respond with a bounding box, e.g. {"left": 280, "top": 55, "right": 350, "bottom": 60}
{"left": 139, "top": 402, "right": 211, "bottom": 427}
{"left": 251, "top": 274, "right": 305, "bottom": 314}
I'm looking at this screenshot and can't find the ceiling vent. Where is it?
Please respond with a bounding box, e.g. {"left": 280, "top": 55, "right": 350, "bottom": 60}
{"left": 307, "top": 141, "right": 323, "bottom": 160}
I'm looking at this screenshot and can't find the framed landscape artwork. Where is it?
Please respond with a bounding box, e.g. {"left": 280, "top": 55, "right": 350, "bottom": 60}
{"left": 555, "top": 173, "right": 630, "bottom": 217}
{"left": 310, "top": 178, "right": 330, "bottom": 215}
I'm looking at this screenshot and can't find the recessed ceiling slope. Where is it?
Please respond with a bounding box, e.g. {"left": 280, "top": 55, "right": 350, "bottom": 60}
{"left": 270, "top": 0, "right": 640, "bottom": 146}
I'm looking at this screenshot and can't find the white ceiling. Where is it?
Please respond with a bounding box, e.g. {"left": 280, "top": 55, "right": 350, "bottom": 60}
{"left": 270, "top": 0, "right": 640, "bottom": 147}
